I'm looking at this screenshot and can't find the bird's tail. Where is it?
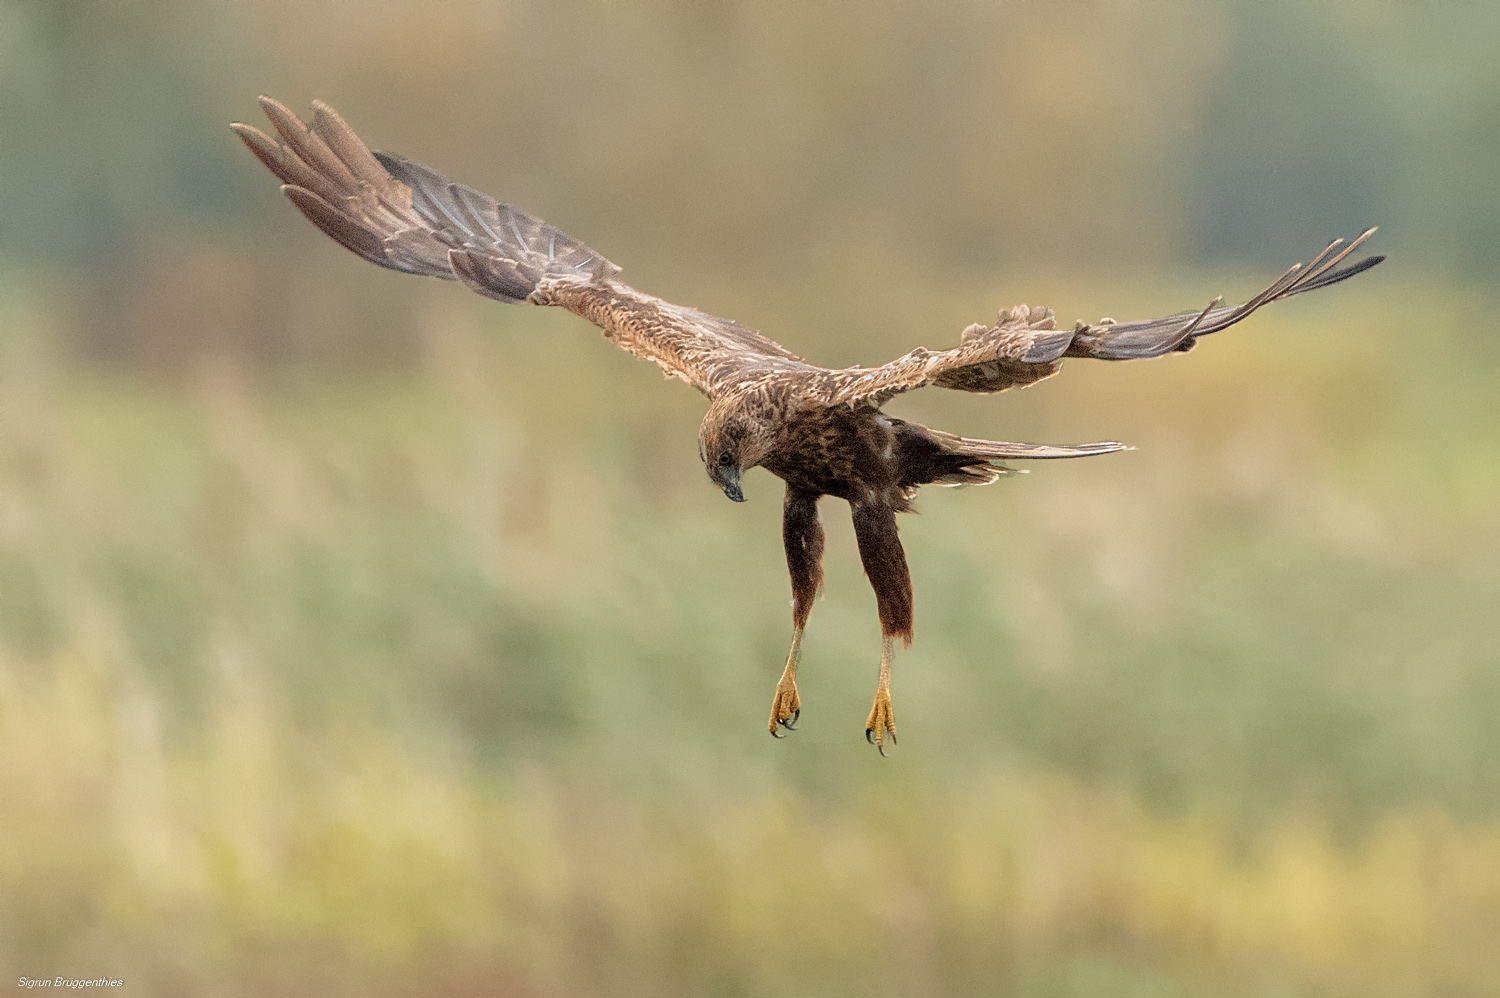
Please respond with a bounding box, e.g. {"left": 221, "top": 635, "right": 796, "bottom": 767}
{"left": 915, "top": 428, "right": 1130, "bottom": 486}
{"left": 232, "top": 97, "right": 618, "bottom": 303}
{"left": 888, "top": 417, "right": 1128, "bottom": 483}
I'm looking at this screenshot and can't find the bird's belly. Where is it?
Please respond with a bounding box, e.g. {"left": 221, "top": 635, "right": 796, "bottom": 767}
{"left": 761, "top": 452, "right": 851, "bottom": 498}
{"left": 760, "top": 411, "right": 898, "bottom": 501}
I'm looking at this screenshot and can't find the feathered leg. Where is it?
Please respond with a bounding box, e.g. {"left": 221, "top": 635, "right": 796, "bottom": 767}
{"left": 850, "top": 497, "right": 913, "bottom": 754}
{"left": 771, "top": 486, "right": 825, "bottom": 736}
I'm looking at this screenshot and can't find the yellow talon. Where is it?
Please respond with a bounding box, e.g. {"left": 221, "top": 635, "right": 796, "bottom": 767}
{"left": 865, "top": 637, "right": 897, "bottom": 754}
{"left": 768, "top": 630, "right": 803, "bottom": 736}
{"left": 769, "top": 680, "right": 801, "bottom": 735}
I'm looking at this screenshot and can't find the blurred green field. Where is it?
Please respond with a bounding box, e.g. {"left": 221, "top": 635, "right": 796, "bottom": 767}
{"left": 3, "top": 264, "right": 1499, "bottom": 995}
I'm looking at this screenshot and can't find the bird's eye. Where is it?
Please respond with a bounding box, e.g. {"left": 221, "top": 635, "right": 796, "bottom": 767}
{"left": 718, "top": 452, "right": 734, "bottom": 467}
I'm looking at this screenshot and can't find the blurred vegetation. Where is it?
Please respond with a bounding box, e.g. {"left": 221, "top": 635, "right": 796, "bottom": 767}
{"left": 2, "top": 0, "right": 1499, "bottom": 995}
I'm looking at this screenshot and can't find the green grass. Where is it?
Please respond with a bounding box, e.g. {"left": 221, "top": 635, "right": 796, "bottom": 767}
{"left": 1, "top": 273, "right": 1499, "bottom": 995}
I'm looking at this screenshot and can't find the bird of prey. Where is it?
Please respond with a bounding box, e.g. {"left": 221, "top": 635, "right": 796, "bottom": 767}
{"left": 233, "top": 97, "right": 1383, "bottom": 753}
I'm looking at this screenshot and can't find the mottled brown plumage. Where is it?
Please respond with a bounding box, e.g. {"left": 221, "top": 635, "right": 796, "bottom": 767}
{"left": 234, "top": 98, "right": 1384, "bottom": 751}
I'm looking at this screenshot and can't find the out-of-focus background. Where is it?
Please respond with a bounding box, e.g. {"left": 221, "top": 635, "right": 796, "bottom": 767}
{"left": 2, "top": 1, "right": 1498, "bottom": 995}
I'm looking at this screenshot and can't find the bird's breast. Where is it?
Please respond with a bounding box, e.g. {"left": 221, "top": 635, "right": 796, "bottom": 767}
{"left": 760, "top": 408, "right": 900, "bottom": 501}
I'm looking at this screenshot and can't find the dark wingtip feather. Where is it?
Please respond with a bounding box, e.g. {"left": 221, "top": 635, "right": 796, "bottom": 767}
{"left": 1068, "top": 230, "right": 1384, "bottom": 362}
{"left": 243, "top": 96, "right": 623, "bottom": 307}
{"left": 1286, "top": 253, "right": 1385, "bottom": 297}
{"left": 234, "top": 119, "right": 350, "bottom": 207}
{"left": 257, "top": 95, "right": 307, "bottom": 145}
{"left": 282, "top": 185, "right": 387, "bottom": 266}
{"left": 230, "top": 122, "right": 291, "bottom": 181}
{"left": 257, "top": 95, "right": 362, "bottom": 192}
{"left": 309, "top": 99, "right": 402, "bottom": 199}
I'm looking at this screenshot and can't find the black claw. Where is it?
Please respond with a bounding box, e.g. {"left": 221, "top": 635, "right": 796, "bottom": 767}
{"left": 889, "top": 731, "right": 896, "bottom": 746}
{"left": 770, "top": 726, "right": 784, "bottom": 739}
{"left": 791, "top": 708, "right": 800, "bottom": 725}
{"left": 865, "top": 727, "right": 875, "bottom": 744}
{"left": 877, "top": 741, "right": 889, "bottom": 758}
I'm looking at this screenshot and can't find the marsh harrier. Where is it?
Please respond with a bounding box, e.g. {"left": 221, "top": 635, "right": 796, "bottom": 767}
{"left": 234, "top": 98, "right": 1383, "bottom": 752}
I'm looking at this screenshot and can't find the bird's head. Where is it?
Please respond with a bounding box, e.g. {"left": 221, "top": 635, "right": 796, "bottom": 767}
{"left": 699, "top": 398, "right": 772, "bottom": 503}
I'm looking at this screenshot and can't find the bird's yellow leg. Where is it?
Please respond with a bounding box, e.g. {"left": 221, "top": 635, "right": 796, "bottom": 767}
{"left": 865, "top": 637, "right": 897, "bottom": 754}
{"left": 768, "top": 627, "right": 803, "bottom": 735}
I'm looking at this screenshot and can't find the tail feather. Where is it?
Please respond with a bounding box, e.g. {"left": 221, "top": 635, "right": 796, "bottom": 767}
{"left": 947, "top": 437, "right": 1130, "bottom": 460}
{"left": 932, "top": 463, "right": 1012, "bottom": 487}
{"left": 896, "top": 420, "right": 1128, "bottom": 489}
{"left": 935, "top": 436, "right": 1129, "bottom": 486}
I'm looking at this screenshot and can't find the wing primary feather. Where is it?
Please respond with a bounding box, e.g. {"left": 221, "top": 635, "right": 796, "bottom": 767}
{"left": 308, "top": 100, "right": 402, "bottom": 201}
{"left": 281, "top": 185, "right": 389, "bottom": 265}
{"left": 1171, "top": 295, "right": 1223, "bottom": 344}
{"left": 230, "top": 123, "right": 296, "bottom": 184}
{"left": 257, "top": 96, "right": 363, "bottom": 193}
{"left": 1297, "top": 237, "right": 1345, "bottom": 283}
{"left": 1286, "top": 253, "right": 1384, "bottom": 295}
{"left": 1295, "top": 227, "right": 1375, "bottom": 287}
{"left": 232, "top": 122, "right": 350, "bottom": 208}
{"left": 1059, "top": 230, "right": 1382, "bottom": 363}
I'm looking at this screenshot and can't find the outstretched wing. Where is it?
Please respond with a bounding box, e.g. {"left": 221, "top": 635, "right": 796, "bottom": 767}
{"left": 1062, "top": 229, "right": 1383, "bottom": 361}
{"left": 812, "top": 304, "right": 1076, "bottom": 408}
{"left": 232, "top": 97, "right": 812, "bottom": 396}
{"left": 817, "top": 231, "right": 1384, "bottom": 408}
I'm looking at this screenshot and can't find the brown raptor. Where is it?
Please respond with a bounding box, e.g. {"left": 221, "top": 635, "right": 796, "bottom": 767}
{"left": 233, "top": 97, "right": 1384, "bottom": 753}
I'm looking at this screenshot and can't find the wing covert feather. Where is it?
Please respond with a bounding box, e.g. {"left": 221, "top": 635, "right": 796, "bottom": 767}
{"left": 811, "top": 304, "right": 1072, "bottom": 408}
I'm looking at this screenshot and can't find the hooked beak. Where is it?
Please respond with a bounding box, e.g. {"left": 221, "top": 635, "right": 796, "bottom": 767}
{"left": 721, "top": 468, "right": 745, "bottom": 503}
